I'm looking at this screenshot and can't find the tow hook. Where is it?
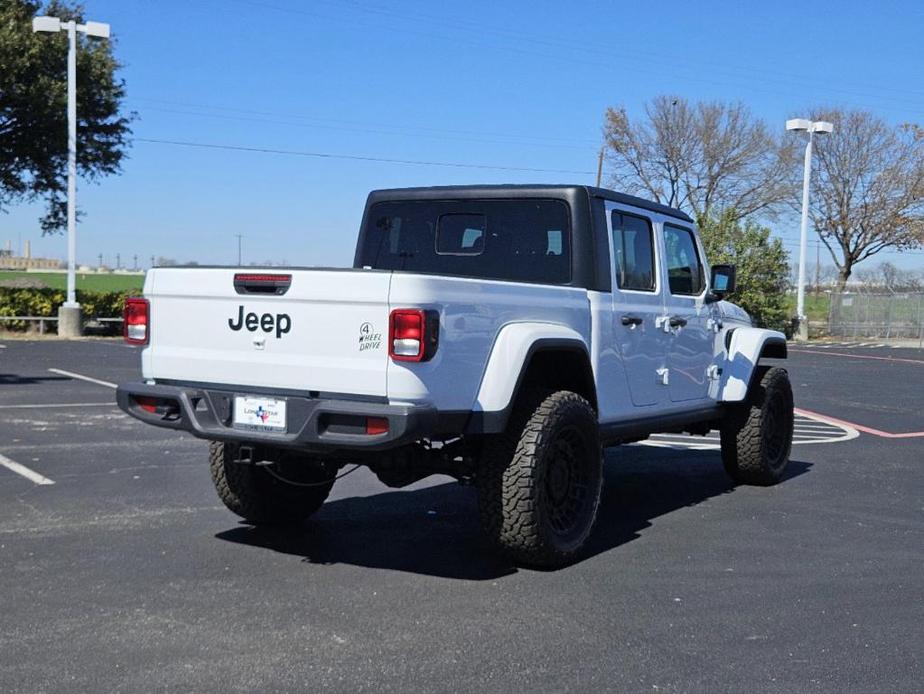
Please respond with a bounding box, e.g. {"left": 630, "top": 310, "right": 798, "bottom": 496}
{"left": 233, "top": 445, "right": 255, "bottom": 465}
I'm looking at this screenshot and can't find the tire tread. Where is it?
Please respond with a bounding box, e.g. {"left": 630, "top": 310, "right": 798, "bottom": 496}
{"left": 477, "top": 389, "right": 602, "bottom": 567}
{"left": 721, "top": 366, "right": 794, "bottom": 486}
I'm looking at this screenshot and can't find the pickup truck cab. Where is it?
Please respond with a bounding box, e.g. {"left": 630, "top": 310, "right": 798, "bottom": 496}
{"left": 118, "top": 185, "right": 793, "bottom": 567}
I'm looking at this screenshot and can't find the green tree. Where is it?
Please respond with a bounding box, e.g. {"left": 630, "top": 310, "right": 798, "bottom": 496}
{"left": 699, "top": 210, "right": 791, "bottom": 333}
{"left": 0, "top": 0, "right": 132, "bottom": 232}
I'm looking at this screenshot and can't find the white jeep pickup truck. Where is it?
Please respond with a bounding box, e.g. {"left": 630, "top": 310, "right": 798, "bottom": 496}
{"left": 117, "top": 185, "right": 793, "bottom": 567}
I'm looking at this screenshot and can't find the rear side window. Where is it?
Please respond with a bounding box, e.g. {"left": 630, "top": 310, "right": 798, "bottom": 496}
{"left": 664, "top": 225, "right": 704, "bottom": 295}
{"left": 358, "top": 199, "right": 571, "bottom": 284}
{"left": 611, "top": 211, "right": 655, "bottom": 291}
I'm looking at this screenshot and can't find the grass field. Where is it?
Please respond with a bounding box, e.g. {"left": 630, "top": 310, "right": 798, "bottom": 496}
{"left": 0, "top": 271, "right": 144, "bottom": 292}
{"left": 785, "top": 293, "right": 831, "bottom": 321}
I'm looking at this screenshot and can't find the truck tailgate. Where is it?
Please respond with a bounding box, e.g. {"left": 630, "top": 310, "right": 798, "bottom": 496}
{"left": 143, "top": 268, "right": 392, "bottom": 397}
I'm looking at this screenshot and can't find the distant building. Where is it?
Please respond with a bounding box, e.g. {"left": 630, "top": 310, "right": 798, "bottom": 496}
{"left": 0, "top": 240, "right": 63, "bottom": 270}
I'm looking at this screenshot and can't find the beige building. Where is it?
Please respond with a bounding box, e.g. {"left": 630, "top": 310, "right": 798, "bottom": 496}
{"left": 0, "top": 240, "right": 63, "bottom": 270}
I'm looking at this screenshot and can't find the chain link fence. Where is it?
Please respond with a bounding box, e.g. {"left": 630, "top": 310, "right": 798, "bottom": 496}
{"left": 827, "top": 292, "right": 924, "bottom": 345}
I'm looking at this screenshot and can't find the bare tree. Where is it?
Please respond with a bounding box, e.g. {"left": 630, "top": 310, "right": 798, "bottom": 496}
{"left": 602, "top": 96, "right": 797, "bottom": 221}
{"left": 805, "top": 109, "right": 924, "bottom": 289}
{"left": 855, "top": 261, "right": 923, "bottom": 292}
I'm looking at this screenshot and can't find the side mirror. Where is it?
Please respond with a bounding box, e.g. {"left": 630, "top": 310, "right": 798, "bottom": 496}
{"left": 710, "top": 264, "right": 736, "bottom": 299}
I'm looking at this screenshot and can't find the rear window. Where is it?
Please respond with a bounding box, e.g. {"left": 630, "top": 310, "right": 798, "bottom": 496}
{"left": 357, "top": 199, "right": 571, "bottom": 284}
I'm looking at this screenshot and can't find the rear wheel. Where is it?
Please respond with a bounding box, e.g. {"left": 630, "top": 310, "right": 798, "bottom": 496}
{"left": 477, "top": 390, "right": 603, "bottom": 568}
{"left": 208, "top": 442, "right": 336, "bottom": 524}
{"left": 720, "top": 366, "right": 794, "bottom": 486}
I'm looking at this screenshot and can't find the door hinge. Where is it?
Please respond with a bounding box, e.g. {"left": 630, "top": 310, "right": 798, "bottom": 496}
{"left": 707, "top": 318, "right": 723, "bottom": 333}
{"left": 656, "top": 367, "right": 669, "bottom": 385}
{"left": 706, "top": 364, "right": 722, "bottom": 381}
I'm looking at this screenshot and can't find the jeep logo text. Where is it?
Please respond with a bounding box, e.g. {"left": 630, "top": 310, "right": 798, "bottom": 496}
{"left": 228, "top": 306, "right": 291, "bottom": 338}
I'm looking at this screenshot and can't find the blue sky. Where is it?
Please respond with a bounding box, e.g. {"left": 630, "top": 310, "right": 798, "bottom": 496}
{"left": 5, "top": 0, "right": 924, "bottom": 270}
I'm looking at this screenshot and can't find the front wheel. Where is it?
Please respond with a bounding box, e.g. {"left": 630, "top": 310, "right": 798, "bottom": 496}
{"left": 209, "top": 442, "right": 336, "bottom": 525}
{"left": 720, "top": 366, "right": 794, "bottom": 486}
{"left": 477, "top": 390, "right": 603, "bottom": 568}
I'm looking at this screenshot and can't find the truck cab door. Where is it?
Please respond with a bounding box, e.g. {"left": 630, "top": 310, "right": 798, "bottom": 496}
{"left": 608, "top": 207, "right": 668, "bottom": 407}
{"left": 662, "top": 224, "right": 715, "bottom": 402}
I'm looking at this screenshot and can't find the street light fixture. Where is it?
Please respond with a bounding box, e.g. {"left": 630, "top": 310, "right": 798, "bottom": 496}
{"left": 786, "top": 118, "right": 834, "bottom": 341}
{"left": 32, "top": 15, "right": 111, "bottom": 336}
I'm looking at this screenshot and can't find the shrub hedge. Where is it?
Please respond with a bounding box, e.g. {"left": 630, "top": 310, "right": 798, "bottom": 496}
{"left": 0, "top": 288, "right": 139, "bottom": 332}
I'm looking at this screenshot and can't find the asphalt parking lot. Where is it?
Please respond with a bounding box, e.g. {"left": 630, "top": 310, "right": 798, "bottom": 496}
{"left": 1, "top": 340, "right": 921, "bottom": 692}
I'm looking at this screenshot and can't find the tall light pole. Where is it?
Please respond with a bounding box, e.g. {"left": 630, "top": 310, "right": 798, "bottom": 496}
{"left": 786, "top": 118, "right": 833, "bottom": 341}
{"left": 32, "top": 15, "right": 111, "bottom": 337}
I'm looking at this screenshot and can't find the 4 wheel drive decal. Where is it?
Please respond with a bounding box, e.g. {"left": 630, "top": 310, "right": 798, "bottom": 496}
{"left": 358, "top": 322, "right": 382, "bottom": 351}
{"left": 228, "top": 306, "right": 291, "bottom": 338}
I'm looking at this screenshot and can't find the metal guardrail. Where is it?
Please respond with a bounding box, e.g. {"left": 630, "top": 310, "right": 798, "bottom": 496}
{"left": 0, "top": 316, "right": 123, "bottom": 335}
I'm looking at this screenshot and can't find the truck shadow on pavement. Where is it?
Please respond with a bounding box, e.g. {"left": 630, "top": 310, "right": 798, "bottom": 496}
{"left": 216, "top": 448, "right": 811, "bottom": 580}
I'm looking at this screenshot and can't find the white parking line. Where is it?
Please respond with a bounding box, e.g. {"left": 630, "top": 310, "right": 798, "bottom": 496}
{"left": 0, "top": 402, "right": 116, "bottom": 410}
{"left": 0, "top": 453, "right": 54, "bottom": 485}
{"left": 47, "top": 368, "right": 117, "bottom": 389}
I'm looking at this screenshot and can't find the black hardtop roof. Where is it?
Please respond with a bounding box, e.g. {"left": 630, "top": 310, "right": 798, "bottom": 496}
{"left": 366, "top": 184, "right": 694, "bottom": 224}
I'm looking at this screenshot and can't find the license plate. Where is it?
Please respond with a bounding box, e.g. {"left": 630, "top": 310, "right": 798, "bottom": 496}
{"left": 232, "top": 396, "right": 287, "bottom": 432}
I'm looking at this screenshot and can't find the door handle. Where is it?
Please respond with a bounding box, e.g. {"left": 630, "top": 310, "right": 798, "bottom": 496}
{"left": 621, "top": 314, "right": 643, "bottom": 326}
{"left": 669, "top": 316, "right": 688, "bottom": 328}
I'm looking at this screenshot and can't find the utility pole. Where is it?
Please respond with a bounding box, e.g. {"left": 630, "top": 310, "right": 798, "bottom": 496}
{"left": 150, "top": 255, "right": 156, "bottom": 269}
{"left": 236, "top": 234, "right": 244, "bottom": 266}
{"left": 97, "top": 253, "right": 103, "bottom": 269}
{"left": 133, "top": 254, "right": 138, "bottom": 271}
{"left": 115, "top": 253, "right": 121, "bottom": 270}
{"left": 595, "top": 147, "right": 604, "bottom": 187}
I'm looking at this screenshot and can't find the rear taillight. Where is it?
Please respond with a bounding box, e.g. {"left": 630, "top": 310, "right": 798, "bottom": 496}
{"left": 388, "top": 309, "right": 439, "bottom": 362}
{"left": 124, "top": 297, "right": 149, "bottom": 345}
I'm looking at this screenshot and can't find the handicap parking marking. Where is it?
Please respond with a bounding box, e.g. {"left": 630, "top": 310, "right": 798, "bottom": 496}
{"left": 0, "top": 453, "right": 54, "bottom": 486}
{"left": 47, "top": 368, "right": 117, "bottom": 389}
{"left": 794, "top": 407, "right": 924, "bottom": 440}
{"left": 635, "top": 410, "right": 859, "bottom": 451}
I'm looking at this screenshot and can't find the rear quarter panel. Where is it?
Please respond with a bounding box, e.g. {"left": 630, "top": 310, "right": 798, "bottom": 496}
{"left": 386, "top": 274, "right": 591, "bottom": 411}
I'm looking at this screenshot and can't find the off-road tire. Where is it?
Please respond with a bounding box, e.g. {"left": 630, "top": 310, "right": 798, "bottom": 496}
{"left": 720, "top": 366, "right": 794, "bottom": 486}
{"left": 477, "top": 390, "right": 603, "bottom": 568}
{"left": 209, "top": 441, "right": 335, "bottom": 524}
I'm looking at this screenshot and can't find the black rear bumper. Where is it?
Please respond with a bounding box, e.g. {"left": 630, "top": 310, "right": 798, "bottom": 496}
{"left": 116, "top": 381, "right": 438, "bottom": 452}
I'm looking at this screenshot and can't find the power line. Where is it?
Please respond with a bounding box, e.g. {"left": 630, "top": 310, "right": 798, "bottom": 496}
{"left": 320, "top": 0, "right": 924, "bottom": 104}
{"left": 134, "top": 137, "right": 597, "bottom": 175}
{"left": 216, "top": 0, "right": 924, "bottom": 116}
{"left": 132, "top": 104, "right": 599, "bottom": 152}
{"left": 130, "top": 97, "right": 597, "bottom": 147}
